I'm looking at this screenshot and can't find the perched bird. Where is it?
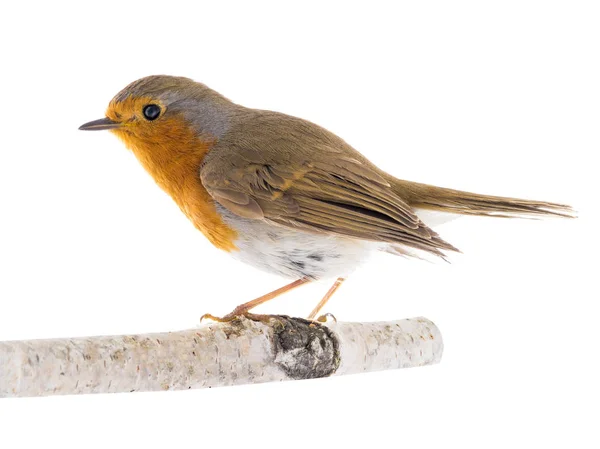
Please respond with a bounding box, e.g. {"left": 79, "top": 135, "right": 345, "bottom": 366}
{"left": 80, "top": 75, "right": 574, "bottom": 320}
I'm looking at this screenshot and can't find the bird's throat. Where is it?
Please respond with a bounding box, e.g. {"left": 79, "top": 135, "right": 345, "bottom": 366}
{"left": 112, "top": 119, "right": 238, "bottom": 252}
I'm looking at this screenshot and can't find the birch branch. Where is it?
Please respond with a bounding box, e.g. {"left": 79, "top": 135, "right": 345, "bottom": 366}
{"left": 0, "top": 315, "right": 443, "bottom": 398}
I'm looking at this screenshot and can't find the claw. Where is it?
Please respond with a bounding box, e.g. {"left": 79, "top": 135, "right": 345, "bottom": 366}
{"left": 316, "top": 313, "right": 337, "bottom": 323}
{"left": 200, "top": 313, "right": 230, "bottom": 324}
{"left": 200, "top": 311, "right": 274, "bottom": 325}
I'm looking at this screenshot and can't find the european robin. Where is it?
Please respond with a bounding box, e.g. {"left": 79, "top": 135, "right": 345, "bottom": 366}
{"left": 79, "top": 75, "right": 574, "bottom": 320}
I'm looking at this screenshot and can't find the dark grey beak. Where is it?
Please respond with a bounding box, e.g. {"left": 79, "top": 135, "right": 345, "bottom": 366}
{"left": 79, "top": 117, "right": 121, "bottom": 131}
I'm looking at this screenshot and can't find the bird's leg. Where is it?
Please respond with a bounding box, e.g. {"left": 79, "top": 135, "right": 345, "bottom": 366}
{"left": 201, "top": 277, "right": 311, "bottom": 322}
{"left": 308, "top": 277, "right": 346, "bottom": 321}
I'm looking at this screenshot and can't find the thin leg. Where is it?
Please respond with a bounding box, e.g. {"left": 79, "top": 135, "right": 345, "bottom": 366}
{"left": 203, "top": 277, "right": 311, "bottom": 322}
{"left": 307, "top": 277, "right": 346, "bottom": 320}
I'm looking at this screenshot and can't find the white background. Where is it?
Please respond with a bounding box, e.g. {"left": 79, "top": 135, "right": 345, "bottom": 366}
{"left": 0, "top": 1, "right": 597, "bottom": 448}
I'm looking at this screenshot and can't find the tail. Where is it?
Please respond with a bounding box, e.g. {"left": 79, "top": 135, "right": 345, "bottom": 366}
{"left": 393, "top": 180, "right": 576, "bottom": 219}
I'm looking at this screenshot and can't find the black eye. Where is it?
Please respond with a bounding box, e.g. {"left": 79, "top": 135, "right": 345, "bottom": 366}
{"left": 143, "top": 104, "right": 161, "bottom": 121}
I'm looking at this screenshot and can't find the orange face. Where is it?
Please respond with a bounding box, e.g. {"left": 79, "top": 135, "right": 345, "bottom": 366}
{"left": 106, "top": 95, "right": 165, "bottom": 134}
{"left": 105, "top": 95, "right": 201, "bottom": 161}
{"left": 80, "top": 92, "right": 238, "bottom": 252}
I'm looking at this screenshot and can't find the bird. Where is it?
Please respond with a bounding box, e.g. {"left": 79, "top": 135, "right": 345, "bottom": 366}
{"left": 79, "top": 75, "right": 574, "bottom": 321}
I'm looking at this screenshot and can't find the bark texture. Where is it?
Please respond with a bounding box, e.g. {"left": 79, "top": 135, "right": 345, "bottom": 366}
{"left": 0, "top": 315, "right": 442, "bottom": 398}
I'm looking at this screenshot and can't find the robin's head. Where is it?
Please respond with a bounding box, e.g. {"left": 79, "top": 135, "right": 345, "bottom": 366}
{"left": 79, "top": 75, "right": 235, "bottom": 154}
{"left": 79, "top": 75, "right": 240, "bottom": 250}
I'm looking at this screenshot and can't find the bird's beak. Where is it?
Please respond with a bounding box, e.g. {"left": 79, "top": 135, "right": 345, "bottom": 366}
{"left": 78, "top": 117, "right": 122, "bottom": 131}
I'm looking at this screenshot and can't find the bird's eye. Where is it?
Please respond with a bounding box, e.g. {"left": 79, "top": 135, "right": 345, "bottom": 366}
{"left": 143, "top": 104, "right": 161, "bottom": 121}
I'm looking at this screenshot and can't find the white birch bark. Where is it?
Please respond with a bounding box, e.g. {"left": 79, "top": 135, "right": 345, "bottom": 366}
{"left": 0, "top": 315, "right": 442, "bottom": 398}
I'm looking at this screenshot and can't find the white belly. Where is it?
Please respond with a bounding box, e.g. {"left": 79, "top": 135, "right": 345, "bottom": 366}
{"left": 216, "top": 205, "right": 378, "bottom": 280}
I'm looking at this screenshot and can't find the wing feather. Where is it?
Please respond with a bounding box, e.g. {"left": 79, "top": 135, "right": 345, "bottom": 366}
{"left": 200, "top": 112, "right": 459, "bottom": 257}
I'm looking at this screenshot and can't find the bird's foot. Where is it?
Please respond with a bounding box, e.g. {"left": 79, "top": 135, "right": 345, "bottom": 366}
{"left": 314, "top": 313, "right": 337, "bottom": 323}
{"left": 200, "top": 313, "right": 231, "bottom": 324}
{"left": 200, "top": 278, "right": 311, "bottom": 324}
{"left": 200, "top": 309, "right": 274, "bottom": 324}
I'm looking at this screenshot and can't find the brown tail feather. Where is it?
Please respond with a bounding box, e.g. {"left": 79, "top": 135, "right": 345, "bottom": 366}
{"left": 393, "top": 180, "right": 576, "bottom": 219}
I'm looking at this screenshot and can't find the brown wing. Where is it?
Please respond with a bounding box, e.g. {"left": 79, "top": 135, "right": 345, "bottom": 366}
{"left": 200, "top": 111, "right": 459, "bottom": 257}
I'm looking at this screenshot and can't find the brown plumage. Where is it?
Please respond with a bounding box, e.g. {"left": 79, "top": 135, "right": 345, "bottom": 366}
{"left": 79, "top": 75, "right": 575, "bottom": 319}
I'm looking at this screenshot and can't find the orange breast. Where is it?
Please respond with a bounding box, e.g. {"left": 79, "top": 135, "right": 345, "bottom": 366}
{"left": 111, "top": 114, "right": 238, "bottom": 252}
